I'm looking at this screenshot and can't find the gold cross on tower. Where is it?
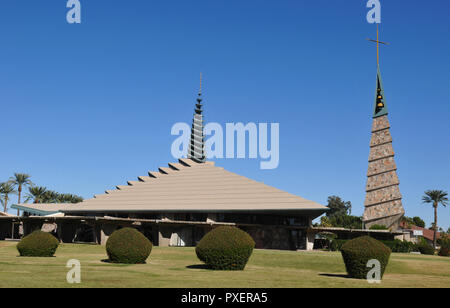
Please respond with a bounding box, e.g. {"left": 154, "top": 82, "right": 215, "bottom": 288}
{"left": 366, "top": 24, "right": 390, "bottom": 66}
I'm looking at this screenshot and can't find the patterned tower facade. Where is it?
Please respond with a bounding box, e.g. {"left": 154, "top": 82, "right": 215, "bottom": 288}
{"left": 363, "top": 67, "right": 405, "bottom": 230}
{"left": 187, "top": 89, "right": 206, "bottom": 163}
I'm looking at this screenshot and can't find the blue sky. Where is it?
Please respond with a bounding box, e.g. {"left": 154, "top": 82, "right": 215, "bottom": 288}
{"left": 0, "top": 0, "right": 449, "bottom": 229}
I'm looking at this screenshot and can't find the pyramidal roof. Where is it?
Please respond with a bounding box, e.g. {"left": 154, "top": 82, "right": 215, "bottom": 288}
{"left": 61, "top": 158, "right": 327, "bottom": 214}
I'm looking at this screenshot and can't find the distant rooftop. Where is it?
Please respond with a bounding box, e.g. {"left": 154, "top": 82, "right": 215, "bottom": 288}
{"left": 0, "top": 212, "right": 16, "bottom": 217}
{"left": 400, "top": 222, "right": 442, "bottom": 242}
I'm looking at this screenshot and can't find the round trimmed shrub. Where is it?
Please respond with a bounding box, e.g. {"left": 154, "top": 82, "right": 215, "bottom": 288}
{"left": 340, "top": 236, "right": 391, "bottom": 279}
{"left": 417, "top": 242, "right": 435, "bottom": 255}
{"left": 438, "top": 237, "right": 449, "bottom": 257}
{"left": 329, "top": 239, "right": 348, "bottom": 252}
{"left": 17, "top": 230, "right": 59, "bottom": 257}
{"left": 196, "top": 226, "right": 255, "bottom": 270}
{"left": 438, "top": 246, "right": 449, "bottom": 257}
{"left": 106, "top": 228, "right": 152, "bottom": 264}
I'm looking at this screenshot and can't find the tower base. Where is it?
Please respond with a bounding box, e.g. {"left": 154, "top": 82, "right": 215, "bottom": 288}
{"left": 363, "top": 213, "right": 404, "bottom": 231}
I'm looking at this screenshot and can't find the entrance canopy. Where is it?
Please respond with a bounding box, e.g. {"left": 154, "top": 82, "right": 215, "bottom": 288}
{"left": 11, "top": 204, "right": 72, "bottom": 216}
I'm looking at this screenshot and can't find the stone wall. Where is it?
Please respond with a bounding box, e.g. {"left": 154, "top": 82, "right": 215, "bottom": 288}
{"left": 370, "top": 129, "right": 392, "bottom": 147}
{"left": 368, "top": 143, "right": 394, "bottom": 161}
{"left": 364, "top": 185, "right": 402, "bottom": 206}
{"left": 363, "top": 199, "right": 404, "bottom": 221}
{"left": 367, "top": 156, "right": 397, "bottom": 176}
{"left": 366, "top": 171, "right": 399, "bottom": 192}
{"left": 363, "top": 115, "right": 405, "bottom": 229}
{"left": 371, "top": 115, "right": 390, "bottom": 132}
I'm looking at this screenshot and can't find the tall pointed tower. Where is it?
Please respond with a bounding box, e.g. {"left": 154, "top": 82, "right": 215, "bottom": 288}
{"left": 363, "top": 29, "right": 405, "bottom": 230}
{"left": 187, "top": 74, "right": 206, "bottom": 163}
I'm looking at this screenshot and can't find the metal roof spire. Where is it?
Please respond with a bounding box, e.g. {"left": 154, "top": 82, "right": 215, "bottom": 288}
{"left": 367, "top": 25, "right": 390, "bottom": 118}
{"left": 187, "top": 73, "right": 206, "bottom": 163}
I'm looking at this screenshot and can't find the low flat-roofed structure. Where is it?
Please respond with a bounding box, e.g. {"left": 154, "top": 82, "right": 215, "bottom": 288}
{"left": 311, "top": 226, "right": 404, "bottom": 239}
{"left": 11, "top": 203, "right": 72, "bottom": 217}
{"left": 0, "top": 212, "right": 15, "bottom": 217}
{"left": 0, "top": 213, "right": 18, "bottom": 240}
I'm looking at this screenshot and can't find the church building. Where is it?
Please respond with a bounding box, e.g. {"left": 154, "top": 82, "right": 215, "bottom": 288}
{"left": 28, "top": 85, "right": 329, "bottom": 250}
{"left": 5, "top": 30, "right": 408, "bottom": 246}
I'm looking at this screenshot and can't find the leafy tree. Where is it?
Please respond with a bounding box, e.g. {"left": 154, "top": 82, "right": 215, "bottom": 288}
{"left": 326, "top": 196, "right": 352, "bottom": 218}
{"left": 328, "top": 215, "right": 362, "bottom": 229}
{"left": 402, "top": 216, "right": 426, "bottom": 228}
{"left": 401, "top": 216, "right": 414, "bottom": 228}
{"left": 320, "top": 216, "right": 332, "bottom": 227}
{"left": 9, "top": 173, "right": 33, "bottom": 215}
{"left": 369, "top": 224, "right": 388, "bottom": 230}
{"left": 422, "top": 190, "right": 448, "bottom": 249}
{"left": 0, "top": 182, "right": 17, "bottom": 213}
{"left": 319, "top": 196, "right": 361, "bottom": 229}
{"left": 412, "top": 216, "right": 425, "bottom": 228}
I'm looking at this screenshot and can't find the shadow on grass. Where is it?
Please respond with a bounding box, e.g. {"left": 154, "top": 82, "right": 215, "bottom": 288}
{"left": 72, "top": 242, "right": 99, "bottom": 245}
{"left": 100, "top": 259, "right": 146, "bottom": 266}
{"left": 319, "top": 273, "right": 351, "bottom": 279}
{"left": 186, "top": 264, "right": 212, "bottom": 270}
{"left": 16, "top": 255, "right": 56, "bottom": 258}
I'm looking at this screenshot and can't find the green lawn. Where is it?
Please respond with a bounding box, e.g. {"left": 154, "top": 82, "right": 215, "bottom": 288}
{"left": 0, "top": 241, "right": 449, "bottom": 288}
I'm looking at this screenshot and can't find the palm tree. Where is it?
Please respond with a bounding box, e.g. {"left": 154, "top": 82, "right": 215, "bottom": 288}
{"left": 422, "top": 190, "right": 448, "bottom": 249}
{"left": 26, "top": 186, "right": 47, "bottom": 204}
{"left": 0, "top": 182, "right": 17, "bottom": 213}
{"left": 67, "top": 194, "right": 83, "bottom": 203}
{"left": 57, "top": 194, "right": 69, "bottom": 203}
{"left": 56, "top": 193, "right": 83, "bottom": 204}
{"left": 9, "top": 173, "right": 33, "bottom": 215}
{"left": 72, "top": 195, "right": 83, "bottom": 203}
{"left": 42, "top": 190, "right": 59, "bottom": 203}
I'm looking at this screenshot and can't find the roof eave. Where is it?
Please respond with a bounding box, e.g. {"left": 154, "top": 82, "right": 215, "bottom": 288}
{"left": 61, "top": 208, "right": 328, "bottom": 220}
{"left": 11, "top": 204, "right": 60, "bottom": 216}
